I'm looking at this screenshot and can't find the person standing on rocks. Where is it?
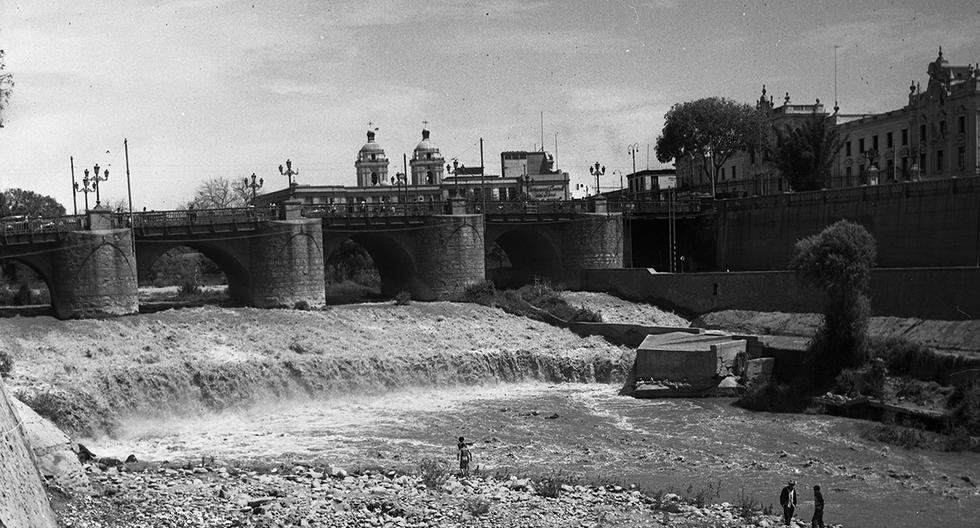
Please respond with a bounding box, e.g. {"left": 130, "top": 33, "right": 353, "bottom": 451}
{"left": 458, "top": 444, "right": 472, "bottom": 477}
{"left": 779, "top": 480, "right": 797, "bottom": 525}
{"left": 811, "top": 484, "right": 825, "bottom": 528}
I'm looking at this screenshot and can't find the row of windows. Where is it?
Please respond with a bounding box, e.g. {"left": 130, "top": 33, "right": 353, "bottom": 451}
{"left": 845, "top": 115, "right": 968, "bottom": 157}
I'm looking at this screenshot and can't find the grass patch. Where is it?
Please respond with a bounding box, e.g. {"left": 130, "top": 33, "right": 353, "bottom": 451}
{"left": 417, "top": 458, "right": 448, "bottom": 489}
{"left": 870, "top": 337, "right": 980, "bottom": 385}
{"left": 464, "top": 496, "right": 490, "bottom": 517}
{"left": 16, "top": 388, "right": 117, "bottom": 438}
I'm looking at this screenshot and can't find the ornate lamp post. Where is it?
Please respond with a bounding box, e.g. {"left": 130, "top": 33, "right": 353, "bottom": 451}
{"left": 244, "top": 172, "right": 263, "bottom": 204}
{"left": 87, "top": 164, "right": 108, "bottom": 208}
{"left": 589, "top": 161, "right": 605, "bottom": 196}
{"left": 74, "top": 171, "right": 97, "bottom": 212}
{"left": 446, "top": 159, "right": 459, "bottom": 197}
{"left": 279, "top": 159, "right": 298, "bottom": 187}
{"left": 863, "top": 148, "right": 879, "bottom": 185}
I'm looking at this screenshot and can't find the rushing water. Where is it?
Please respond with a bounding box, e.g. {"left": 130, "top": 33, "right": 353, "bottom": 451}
{"left": 89, "top": 382, "right": 979, "bottom": 528}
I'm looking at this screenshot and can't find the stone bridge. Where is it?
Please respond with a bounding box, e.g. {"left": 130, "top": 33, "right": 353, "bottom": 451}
{"left": 0, "top": 198, "right": 623, "bottom": 318}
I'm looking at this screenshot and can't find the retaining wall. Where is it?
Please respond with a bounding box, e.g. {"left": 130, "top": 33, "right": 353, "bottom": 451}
{"left": 0, "top": 380, "right": 57, "bottom": 528}
{"left": 580, "top": 267, "right": 980, "bottom": 320}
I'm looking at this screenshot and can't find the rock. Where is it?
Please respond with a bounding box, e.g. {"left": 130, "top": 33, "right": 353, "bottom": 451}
{"left": 12, "top": 398, "right": 91, "bottom": 493}
{"left": 328, "top": 465, "right": 348, "bottom": 478}
{"left": 545, "top": 413, "right": 560, "bottom": 419}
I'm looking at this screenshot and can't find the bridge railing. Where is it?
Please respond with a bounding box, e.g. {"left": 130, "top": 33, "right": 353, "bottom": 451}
{"left": 1, "top": 215, "right": 86, "bottom": 236}
{"left": 124, "top": 207, "right": 278, "bottom": 229}
{"left": 301, "top": 202, "right": 448, "bottom": 221}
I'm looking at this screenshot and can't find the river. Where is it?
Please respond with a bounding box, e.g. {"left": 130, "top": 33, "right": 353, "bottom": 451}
{"left": 88, "top": 382, "right": 979, "bottom": 528}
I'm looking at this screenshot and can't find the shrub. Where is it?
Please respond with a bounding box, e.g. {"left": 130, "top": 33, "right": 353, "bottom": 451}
{"left": 464, "top": 496, "right": 490, "bottom": 517}
{"left": 736, "top": 487, "right": 761, "bottom": 519}
{"left": 457, "top": 280, "right": 496, "bottom": 306}
{"left": 0, "top": 349, "right": 12, "bottom": 378}
{"left": 947, "top": 382, "right": 980, "bottom": 436}
{"left": 17, "top": 389, "right": 116, "bottom": 437}
{"left": 417, "top": 458, "right": 447, "bottom": 489}
{"left": 870, "top": 337, "right": 980, "bottom": 384}
{"left": 834, "top": 359, "right": 886, "bottom": 399}
{"left": 178, "top": 274, "right": 201, "bottom": 297}
{"left": 13, "top": 283, "right": 33, "bottom": 305}
{"left": 735, "top": 382, "right": 809, "bottom": 412}
{"left": 293, "top": 300, "right": 311, "bottom": 311}
{"left": 394, "top": 290, "right": 412, "bottom": 306}
{"left": 535, "top": 474, "right": 564, "bottom": 498}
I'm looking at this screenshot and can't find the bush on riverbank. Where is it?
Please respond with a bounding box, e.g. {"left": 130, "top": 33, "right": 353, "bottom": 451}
{"left": 870, "top": 336, "right": 980, "bottom": 384}
{"left": 457, "top": 280, "right": 602, "bottom": 324}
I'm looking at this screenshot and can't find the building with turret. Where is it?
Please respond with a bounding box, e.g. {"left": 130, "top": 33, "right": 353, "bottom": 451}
{"left": 354, "top": 129, "right": 390, "bottom": 187}
{"left": 409, "top": 129, "right": 445, "bottom": 185}
{"left": 672, "top": 48, "right": 980, "bottom": 198}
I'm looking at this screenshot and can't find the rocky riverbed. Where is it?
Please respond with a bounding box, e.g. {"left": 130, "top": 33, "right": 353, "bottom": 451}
{"left": 56, "top": 459, "right": 806, "bottom": 528}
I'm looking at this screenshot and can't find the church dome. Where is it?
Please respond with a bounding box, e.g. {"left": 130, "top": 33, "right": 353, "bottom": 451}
{"left": 413, "top": 129, "right": 442, "bottom": 159}
{"left": 359, "top": 130, "right": 385, "bottom": 155}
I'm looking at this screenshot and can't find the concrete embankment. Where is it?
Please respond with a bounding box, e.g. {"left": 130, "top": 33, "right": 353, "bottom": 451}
{"left": 0, "top": 379, "right": 57, "bottom": 528}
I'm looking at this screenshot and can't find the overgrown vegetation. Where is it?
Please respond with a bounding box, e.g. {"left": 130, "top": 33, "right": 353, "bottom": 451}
{"left": 0, "top": 349, "right": 12, "bottom": 378}
{"left": 417, "top": 458, "right": 448, "bottom": 489}
{"left": 16, "top": 389, "right": 117, "bottom": 438}
{"left": 394, "top": 290, "right": 412, "bottom": 306}
{"left": 463, "top": 496, "right": 491, "bottom": 517}
{"left": 870, "top": 337, "right": 980, "bottom": 384}
{"left": 457, "top": 279, "right": 601, "bottom": 324}
{"left": 736, "top": 487, "right": 761, "bottom": 519}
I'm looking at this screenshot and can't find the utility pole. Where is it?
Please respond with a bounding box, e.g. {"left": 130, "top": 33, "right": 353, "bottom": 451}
{"left": 124, "top": 139, "right": 133, "bottom": 228}
{"left": 70, "top": 156, "right": 78, "bottom": 215}
{"left": 628, "top": 143, "right": 639, "bottom": 199}
{"left": 480, "top": 137, "right": 486, "bottom": 212}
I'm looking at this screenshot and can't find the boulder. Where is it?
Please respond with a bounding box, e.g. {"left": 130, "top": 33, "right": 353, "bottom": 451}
{"left": 744, "top": 358, "right": 775, "bottom": 386}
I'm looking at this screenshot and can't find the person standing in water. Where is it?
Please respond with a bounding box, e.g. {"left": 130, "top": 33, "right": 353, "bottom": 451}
{"left": 811, "top": 484, "right": 825, "bottom": 528}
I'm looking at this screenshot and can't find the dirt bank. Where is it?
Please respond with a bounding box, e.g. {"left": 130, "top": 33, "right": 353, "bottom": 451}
{"left": 561, "top": 291, "right": 689, "bottom": 327}
{"left": 1, "top": 302, "right": 631, "bottom": 437}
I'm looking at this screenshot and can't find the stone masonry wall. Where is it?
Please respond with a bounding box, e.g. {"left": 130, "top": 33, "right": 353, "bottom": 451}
{"left": 0, "top": 379, "right": 58, "bottom": 528}
{"left": 414, "top": 214, "right": 486, "bottom": 300}
{"left": 50, "top": 229, "right": 139, "bottom": 319}
{"left": 560, "top": 213, "right": 623, "bottom": 286}
{"left": 249, "top": 219, "right": 326, "bottom": 308}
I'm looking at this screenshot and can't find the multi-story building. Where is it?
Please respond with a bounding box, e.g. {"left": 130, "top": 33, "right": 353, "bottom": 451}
{"left": 674, "top": 48, "right": 980, "bottom": 197}
{"left": 255, "top": 128, "right": 570, "bottom": 207}
{"left": 833, "top": 48, "right": 979, "bottom": 186}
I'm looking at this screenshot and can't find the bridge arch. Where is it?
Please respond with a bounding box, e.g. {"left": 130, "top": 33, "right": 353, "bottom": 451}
{"left": 486, "top": 226, "right": 563, "bottom": 287}
{"left": 0, "top": 256, "right": 55, "bottom": 314}
{"left": 135, "top": 241, "right": 251, "bottom": 304}
{"left": 324, "top": 232, "right": 418, "bottom": 300}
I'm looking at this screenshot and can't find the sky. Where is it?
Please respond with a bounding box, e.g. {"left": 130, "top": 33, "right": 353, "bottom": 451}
{"left": 1, "top": 0, "right": 978, "bottom": 211}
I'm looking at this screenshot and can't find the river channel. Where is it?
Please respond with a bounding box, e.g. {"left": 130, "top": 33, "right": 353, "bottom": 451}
{"left": 88, "top": 382, "right": 979, "bottom": 528}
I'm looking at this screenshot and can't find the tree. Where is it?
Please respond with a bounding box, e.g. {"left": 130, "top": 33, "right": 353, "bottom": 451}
{"left": 656, "top": 97, "right": 769, "bottom": 196}
{"left": 186, "top": 177, "right": 252, "bottom": 209}
{"left": 0, "top": 188, "right": 67, "bottom": 217}
{"left": 0, "top": 49, "right": 13, "bottom": 127}
{"left": 773, "top": 115, "right": 848, "bottom": 192}
{"left": 791, "top": 220, "right": 877, "bottom": 386}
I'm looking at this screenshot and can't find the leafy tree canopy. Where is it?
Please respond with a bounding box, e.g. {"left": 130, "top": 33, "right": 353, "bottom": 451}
{"left": 773, "top": 115, "right": 848, "bottom": 192}
{"left": 0, "top": 188, "right": 67, "bottom": 218}
{"left": 655, "top": 97, "right": 769, "bottom": 195}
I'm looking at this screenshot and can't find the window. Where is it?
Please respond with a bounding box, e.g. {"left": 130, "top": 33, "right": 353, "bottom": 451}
{"left": 920, "top": 124, "right": 927, "bottom": 141}
{"left": 845, "top": 141, "right": 852, "bottom": 156}
{"left": 959, "top": 116, "right": 967, "bottom": 134}
{"left": 886, "top": 132, "right": 893, "bottom": 148}
{"left": 901, "top": 129, "right": 908, "bottom": 145}
{"left": 845, "top": 166, "right": 852, "bottom": 179}
{"left": 937, "top": 150, "right": 944, "bottom": 172}
{"left": 731, "top": 166, "right": 737, "bottom": 180}
{"left": 940, "top": 120, "right": 947, "bottom": 136}
{"left": 872, "top": 135, "right": 879, "bottom": 151}
{"left": 721, "top": 167, "right": 726, "bottom": 180}
{"left": 886, "top": 159, "right": 894, "bottom": 180}
{"left": 859, "top": 138, "right": 865, "bottom": 153}
{"left": 959, "top": 147, "right": 966, "bottom": 169}
{"left": 920, "top": 153, "right": 927, "bottom": 174}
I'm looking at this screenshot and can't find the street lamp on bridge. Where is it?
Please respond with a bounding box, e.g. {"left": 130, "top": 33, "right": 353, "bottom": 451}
{"left": 589, "top": 161, "right": 605, "bottom": 197}
{"left": 244, "top": 172, "right": 263, "bottom": 204}
{"left": 86, "top": 164, "right": 108, "bottom": 208}
{"left": 279, "top": 159, "right": 298, "bottom": 188}
{"left": 627, "top": 143, "right": 639, "bottom": 198}
{"left": 74, "top": 170, "right": 96, "bottom": 212}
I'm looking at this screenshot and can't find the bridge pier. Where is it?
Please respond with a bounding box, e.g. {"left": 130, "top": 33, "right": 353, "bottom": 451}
{"left": 247, "top": 218, "right": 326, "bottom": 308}
{"left": 559, "top": 213, "right": 624, "bottom": 287}
{"left": 50, "top": 229, "right": 139, "bottom": 319}
{"left": 411, "top": 213, "right": 486, "bottom": 300}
